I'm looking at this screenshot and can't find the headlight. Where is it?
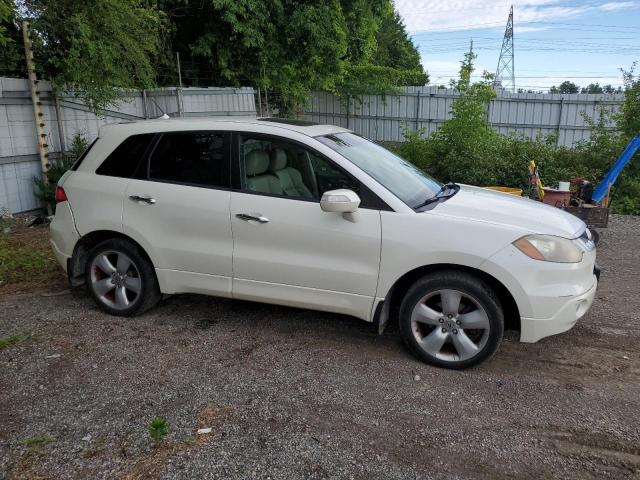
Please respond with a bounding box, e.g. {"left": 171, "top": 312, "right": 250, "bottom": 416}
{"left": 513, "top": 234, "right": 584, "bottom": 263}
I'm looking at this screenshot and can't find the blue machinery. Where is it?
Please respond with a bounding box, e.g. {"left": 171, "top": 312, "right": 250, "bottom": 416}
{"left": 592, "top": 136, "right": 640, "bottom": 204}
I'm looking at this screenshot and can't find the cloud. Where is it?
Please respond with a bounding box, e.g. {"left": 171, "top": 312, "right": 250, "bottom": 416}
{"left": 395, "top": 0, "right": 640, "bottom": 33}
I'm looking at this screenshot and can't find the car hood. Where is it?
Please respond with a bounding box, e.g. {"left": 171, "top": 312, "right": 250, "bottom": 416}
{"left": 431, "top": 184, "right": 585, "bottom": 238}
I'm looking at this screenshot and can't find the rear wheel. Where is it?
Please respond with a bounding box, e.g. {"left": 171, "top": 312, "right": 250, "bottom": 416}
{"left": 85, "top": 238, "right": 160, "bottom": 316}
{"left": 399, "top": 271, "right": 504, "bottom": 369}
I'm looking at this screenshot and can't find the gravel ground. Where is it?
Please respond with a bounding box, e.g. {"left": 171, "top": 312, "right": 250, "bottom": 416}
{"left": 1, "top": 214, "right": 639, "bottom": 479}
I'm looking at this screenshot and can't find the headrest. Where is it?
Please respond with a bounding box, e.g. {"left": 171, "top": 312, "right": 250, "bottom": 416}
{"left": 245, "top": 150, "right": 269, "bottom": 176}
{"left": 269, "top": 148, "right": 287, "bottom": 171}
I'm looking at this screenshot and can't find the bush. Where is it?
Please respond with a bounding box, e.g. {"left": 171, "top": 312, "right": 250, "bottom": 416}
{"left": 34, "top": 133, "right": 90, "bottom": 212}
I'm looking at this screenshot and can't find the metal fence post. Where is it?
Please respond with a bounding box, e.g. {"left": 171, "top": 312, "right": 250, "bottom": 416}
{"left": 415, "top": 91, "right": 421, "bottom": 131}
{"left": 346, "top": 95, "right": 350, "bottom": 129}
{"left": 142, "top": 89, "right": 149, "bottom": 119}
{"left": 557, "top": 97, "right": 565, "bottom": 146}
{"left": 54, "top": 94, "right": 66, "bottom": 154}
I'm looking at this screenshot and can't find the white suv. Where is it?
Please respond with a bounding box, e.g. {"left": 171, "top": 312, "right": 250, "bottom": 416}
{"left": 50, "top": 118, "right": 598, "bottom": 369}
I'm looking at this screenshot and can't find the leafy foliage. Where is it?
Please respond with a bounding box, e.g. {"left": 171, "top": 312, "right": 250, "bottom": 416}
{"left": 549, "top": 81, "right": 579, "bottom": 94}
{"left": 2, "top": 0, "right": 424, "bottom": 111}
{"left": 617, "top": 63, "right": 640, "bottom": 138}
{"left": 149, "top": 416, "right": 168, "bottom": 445}
{"left": 157, "top": 0, "right": 425, "bottom": 114}
{"left": 34, "top": 133, "right": 89, "bottom": 211}
{"left": 0, "top": 0, "right": 24, "bottom": 75}
{"left": 0, "top": 0, "right": 12, "bottom": 44}
{"left": 20, "top": 0, "right": 165, "bottom": 110}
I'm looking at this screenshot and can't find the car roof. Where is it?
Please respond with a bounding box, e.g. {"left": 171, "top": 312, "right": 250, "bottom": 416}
{"left": 98, "top": 116, "right": 351, "bottom": 139}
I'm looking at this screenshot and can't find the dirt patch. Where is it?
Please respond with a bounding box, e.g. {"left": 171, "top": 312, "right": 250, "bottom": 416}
{"left": 0, "top": 217, "right": 66, "bottom": 297}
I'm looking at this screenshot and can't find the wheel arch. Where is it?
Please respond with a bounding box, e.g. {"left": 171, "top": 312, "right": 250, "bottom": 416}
{"left": 68, "top": 230, "right": 156, "bottom": 287}
{"left": 377, "top": 263, "right": 521, "bottom": 333}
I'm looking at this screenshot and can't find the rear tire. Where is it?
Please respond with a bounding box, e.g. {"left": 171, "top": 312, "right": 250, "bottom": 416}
{"left": 399, "top": 270, "right": 504, "bottom": 369}
{"left": 85, "top": 238, "right": 160, "bottom": 316}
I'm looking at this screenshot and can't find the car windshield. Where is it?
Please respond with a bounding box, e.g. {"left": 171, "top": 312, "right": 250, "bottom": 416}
{"left": 317, "top": 132, "right": 442, "bottom": 209}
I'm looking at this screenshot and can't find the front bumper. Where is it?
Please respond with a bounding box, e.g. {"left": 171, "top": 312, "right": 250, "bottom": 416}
{"left": 520, "top": 276, "right": 597, "bottom": 343}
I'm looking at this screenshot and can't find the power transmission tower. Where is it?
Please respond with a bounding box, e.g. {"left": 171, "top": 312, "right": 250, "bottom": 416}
{"left": 495, "top": 5, "right": 515, "bottom": 92}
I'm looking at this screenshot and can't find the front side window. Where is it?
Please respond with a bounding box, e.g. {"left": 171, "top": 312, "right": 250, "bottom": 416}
{"left": 317, "top": 133, "right": 442, "bottom": 209}
{"left": 239, "top": 136, "right": 358, "bottom": 200}
{"left": 149, "top": 132, "right": 229, "bottom": 188}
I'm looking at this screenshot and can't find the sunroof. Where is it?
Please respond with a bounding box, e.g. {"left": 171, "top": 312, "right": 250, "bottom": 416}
{"left": 258, "top": 117, "right": 319, "bottom": 126}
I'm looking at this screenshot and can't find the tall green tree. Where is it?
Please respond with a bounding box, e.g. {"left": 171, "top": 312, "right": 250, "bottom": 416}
{"left": 158, "top": 0, "right": 348, "bottom": 113}
{"left": 157, "top": 0, "right": 426, "bottom": 112}
{"left": 23, "top": 0, "right": 165, "bottom": 110}
{"left": 374, "top": 8, "right": 422, "bottom": 72}
{"left": 0, "top": 0, "right": 24, "bottom": 76}
{"left": 0, "top": 0, "right": 13, "bottom": 44}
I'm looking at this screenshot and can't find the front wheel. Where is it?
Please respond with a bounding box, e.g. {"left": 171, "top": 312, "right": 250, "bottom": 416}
{"left": 399, "top": 271, "right": 504, "bottom": 369}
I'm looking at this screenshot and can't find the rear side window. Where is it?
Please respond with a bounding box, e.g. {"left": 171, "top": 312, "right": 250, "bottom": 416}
{"left": 148, "top": 132, "right": 230, "bottom": 188}
{"left": 96, "top": 134, "right": 154, "bottom": 178}
{"left": 70, "top": 138, "right": 98, "bottom": 171}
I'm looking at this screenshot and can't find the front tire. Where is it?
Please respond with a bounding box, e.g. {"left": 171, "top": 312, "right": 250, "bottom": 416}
{"left": 399, "top": 271, "right": 504, "bottom": 369}
{"left": 85, "top": 238, "right": 160, "bottom": 316}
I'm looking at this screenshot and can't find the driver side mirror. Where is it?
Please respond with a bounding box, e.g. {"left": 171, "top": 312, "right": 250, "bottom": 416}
{"left": 320, "top": 189, "right": 361, "bottom": 223}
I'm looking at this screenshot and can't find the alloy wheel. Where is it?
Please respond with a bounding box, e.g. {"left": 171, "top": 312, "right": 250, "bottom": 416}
{"left": 89, "top": 250, "right": 142, "bottom": 310}
{"left": 410, "top": 289, "right": 491, "bottom": 362}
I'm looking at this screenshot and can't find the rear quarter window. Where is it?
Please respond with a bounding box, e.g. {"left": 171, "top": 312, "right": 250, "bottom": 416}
{"left": 95, "top": 134, "right": 155, "bottom": 178}
{"left": 70, "top": 138, "right": 98, "bottom": 171}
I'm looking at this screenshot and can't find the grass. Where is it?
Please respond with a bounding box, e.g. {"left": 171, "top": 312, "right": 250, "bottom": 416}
{"left": 0, "top": 218, "right": 65, "bottom": 295}
{"left": 0, "top": 334, "right": 29, "bottom": 350}
{"left": 149, "top": 417, "right": 168, "bottom": 445}
{"left": 19, "top": 435, "right": 54, "bottom": 447}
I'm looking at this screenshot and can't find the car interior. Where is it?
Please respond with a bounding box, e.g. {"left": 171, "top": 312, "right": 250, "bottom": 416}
{"left": 241, "top": 137, "right": 358, "bottom": 200}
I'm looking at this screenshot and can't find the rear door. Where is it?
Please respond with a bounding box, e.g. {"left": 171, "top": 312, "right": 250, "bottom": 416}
{"left": 122, "top": 131, "right": 234, "bottom": 296}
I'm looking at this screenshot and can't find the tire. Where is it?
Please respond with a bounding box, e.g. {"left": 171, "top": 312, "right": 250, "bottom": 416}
{"left": 85, "top": 238, "right": 161, "bottom": 316}
{"left": 399, "top": 270, "right": 504, "bottom": 369}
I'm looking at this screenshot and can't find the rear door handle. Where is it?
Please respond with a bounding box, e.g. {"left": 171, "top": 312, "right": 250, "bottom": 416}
{"left": 236, "top": 213, "right": 269, "bottom": 224}
{"left": 129, "top": 195, "right": 156, "bottom": 205}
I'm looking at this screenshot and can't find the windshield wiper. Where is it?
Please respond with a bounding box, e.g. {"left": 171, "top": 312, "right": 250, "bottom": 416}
{"left": 415, "top": 182, "right": 460, "bottom": 209}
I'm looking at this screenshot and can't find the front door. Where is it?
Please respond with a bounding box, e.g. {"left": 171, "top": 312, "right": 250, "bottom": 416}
{"left": 229, "top": 133, "right": 383, "bottom": 320}
{"left": 123, "top": 131, "right": 234, "bottom": 296}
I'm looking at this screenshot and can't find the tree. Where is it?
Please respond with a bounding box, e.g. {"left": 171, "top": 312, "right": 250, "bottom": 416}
{"left": 0, "top": 0, "right": 13, "bottom": 44}
{"left": 159, "top": 0, "right": 348, "bottom": 114}
{"left": 549, "top": 81, "right": 579, "bottom": 94}
{"left": 617, "top": 63, "right": 640, "bottom": 137}
{"left": 0, "top": 0, "right": 24, "bottom": 76}
{"left": 581, "top": 83, "right": 603, "bottom": 94}
{"left": 373, "top": 8, "right": 425, "bottom": 74}
{"left": 157, "top": 0, "right": 426, "bottom": 111}
{"left": 22, "top": 0, "right": 165, "bottom": 111}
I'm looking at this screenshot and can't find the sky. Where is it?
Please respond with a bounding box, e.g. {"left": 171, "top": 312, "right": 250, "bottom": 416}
{"left": 394, "top": 0, "right": 640, "bottom": 91}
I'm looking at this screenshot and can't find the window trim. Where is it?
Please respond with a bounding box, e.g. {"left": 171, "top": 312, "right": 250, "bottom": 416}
{"left": 231, "top": 132, "right": 392, "bottom": 211}
{"left": 143, "top": 130, "right": 233, "bottom": 191}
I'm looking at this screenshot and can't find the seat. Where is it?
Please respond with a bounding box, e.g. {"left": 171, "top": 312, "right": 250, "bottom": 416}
{"left": 269, "top": 148, "right": 314, "bottom": 198}
{"left": 245, "top": 150, "right": 282, "bottom": 195}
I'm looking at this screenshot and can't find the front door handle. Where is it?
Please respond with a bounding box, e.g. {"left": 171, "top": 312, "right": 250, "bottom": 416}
{"left": 236, "top": 213, "right": 269, "bottom": 224}
{"left": 129, "top": 195, "right": 156, "bottom": 205}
